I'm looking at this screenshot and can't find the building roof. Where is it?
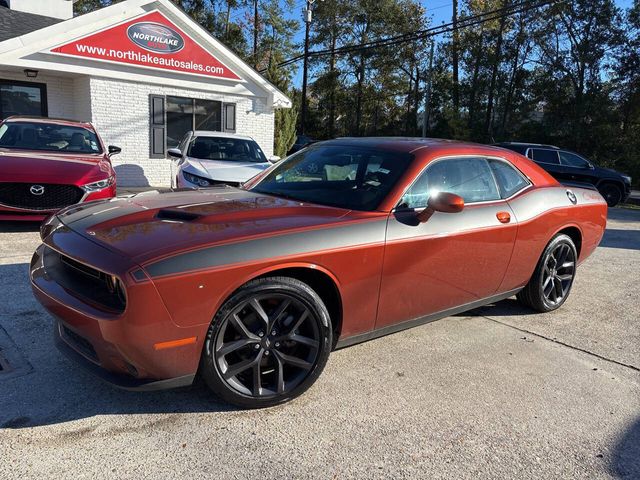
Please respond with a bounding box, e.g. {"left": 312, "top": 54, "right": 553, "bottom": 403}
{"left": 0, "top": 6, "right": 62, "bottom": 43}
{"left": 0, "top": 0, "right": 291, "bottom": 109}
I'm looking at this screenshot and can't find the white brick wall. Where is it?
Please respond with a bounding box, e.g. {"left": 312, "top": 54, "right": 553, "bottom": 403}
{"left": 89, "top": 77, "right": 275, "bottom": 187}
{"left": 0, "top": 70, "right": 76, "bottom": 119}
{"left": 73, "top": 76, "right": 92, "bottom": 122}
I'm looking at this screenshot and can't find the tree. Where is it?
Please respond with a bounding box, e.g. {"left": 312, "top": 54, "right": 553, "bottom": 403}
{"left": 265, "top": 55, "right": 298, "bottom": 157}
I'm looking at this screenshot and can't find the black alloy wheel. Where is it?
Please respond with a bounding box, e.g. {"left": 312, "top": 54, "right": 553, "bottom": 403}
{"left": 598, "top": 183, "right": 623, "bottom": 207}
{"left": 201, "top": 277, "right": 332, "bottom": 408}
{"left": 517, "top": 234, "right": 577, "bottom": 312}
{"left": 540, "top": 242, "right": 576, "bottom": 306}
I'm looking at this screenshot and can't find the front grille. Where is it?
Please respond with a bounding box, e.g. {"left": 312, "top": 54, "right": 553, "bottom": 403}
{"left": 0, "top": 183, "right": 83, "bottom": 210}
{"left": 43, "top": 247, "right": 126, "bottom": 314}
{"left": 61, "top": 325, "right": 98, "bottom": 363}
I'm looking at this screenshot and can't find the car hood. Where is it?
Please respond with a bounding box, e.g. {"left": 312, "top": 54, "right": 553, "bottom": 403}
{"left": 595, "top": 165, "right": 628, "bottom": 179}
{"left": 186, "top": 157, "right": 270, "bottom": 183}
{"left": 0, "top": 149, "right": 110, "bottom": 184}
{"left": 56, "top": 186, "right": 357, "bottom": 265}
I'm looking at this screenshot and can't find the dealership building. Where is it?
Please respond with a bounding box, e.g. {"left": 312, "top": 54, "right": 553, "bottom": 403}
{"left": 0, "top": 0, "right": 290, "bottom": 186}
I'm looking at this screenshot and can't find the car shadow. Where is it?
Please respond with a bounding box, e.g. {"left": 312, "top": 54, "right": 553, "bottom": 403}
{"left": 0, "top": 221, "right": 41, "bottom": 233}
{"left": 456, "top": 298, "right": 537, "bottom": 318}
{"left": 0, "top": 262, "right": 236, "bottom": 430}
{"left": 610, "top": 416, "right": 640, "bottom": 478}
{"left": 0, "top": 376, "right": 236, "bottom": 429}
{"left": 114, "top": 164, "right": 150, "bottom": 187}
{"left": 600, "top": 229, "right": 640, "bottom": 251}
{"left": 608, "top": 207, "right": 640, "bottom": 223}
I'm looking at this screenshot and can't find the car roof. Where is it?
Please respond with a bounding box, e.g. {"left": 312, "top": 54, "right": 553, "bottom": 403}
{"left": 317, "top": 136, "right": 502, "bottom": 154}
{"left": 496, "top": 141, "right": 560, "bottom": 150}
{"left": 3, "top": 115, "right": 95, "bottom": 130}
{"left": 192, "top": 130, "right": 255, "bottom": 141}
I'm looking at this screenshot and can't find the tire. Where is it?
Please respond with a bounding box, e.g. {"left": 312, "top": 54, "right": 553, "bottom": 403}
{"left": 200, "top": 276, "right": 332, "bottom": 408}
{"left": 517, "top": 234, "right": 578, "bottom": 313}
{"left": 598, "top": 182, "right": 623, "bottom": 207}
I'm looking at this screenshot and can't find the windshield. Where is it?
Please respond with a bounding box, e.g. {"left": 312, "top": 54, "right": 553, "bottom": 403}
{"left": 0, "top": 121, "right": 102, "bottom": 154}
{"left": 187, "top": 136, "right": 267, "bottom": 163}
{"left": 248, "top": 144, "right": 414, "bottom": 211}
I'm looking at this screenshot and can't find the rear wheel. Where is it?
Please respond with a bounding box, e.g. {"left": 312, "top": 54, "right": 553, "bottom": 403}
{"left": 598, "top": 183, "right": 623, "bottom": 207}
{"left": 517, "top": 234, "right": 577, "bottom": 312}
{"left": 201, "top": 277, "right": 332, "bottom": 408}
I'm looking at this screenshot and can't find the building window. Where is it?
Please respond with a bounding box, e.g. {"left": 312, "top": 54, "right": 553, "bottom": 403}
{"left": 150, "top": 95, "right": 236, "bottom": 157}
{"left": 0, "top": 80, "right": 48, "bottom": 119}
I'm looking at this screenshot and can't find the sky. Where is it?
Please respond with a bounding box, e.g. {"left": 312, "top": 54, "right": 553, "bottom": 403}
{"left": 286, "top": 0, "right": 636, "bottom": 86}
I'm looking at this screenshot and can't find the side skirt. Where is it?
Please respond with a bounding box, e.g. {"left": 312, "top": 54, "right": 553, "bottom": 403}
{"left": 334, "top": 288, "right": 523, "bottom": 350}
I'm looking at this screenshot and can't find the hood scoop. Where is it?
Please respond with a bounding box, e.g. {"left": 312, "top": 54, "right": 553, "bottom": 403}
{"left": 156, "top": 209, "right": 201, "bottom": 222}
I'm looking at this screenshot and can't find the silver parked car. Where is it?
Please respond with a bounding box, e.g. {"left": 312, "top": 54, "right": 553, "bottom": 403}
{"left": 169, "top": 131, "right": 279, "bottom": 188}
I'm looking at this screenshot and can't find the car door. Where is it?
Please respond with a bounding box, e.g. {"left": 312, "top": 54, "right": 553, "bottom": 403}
{"left": 558, "top": 151, "right": 598, "bottom": 185}
{"left": 375, "top": 156, "right": 521, "bottom": 330}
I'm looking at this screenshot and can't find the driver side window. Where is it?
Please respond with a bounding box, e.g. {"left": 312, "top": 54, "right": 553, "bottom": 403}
{"left": 400, "top": 157, "right": 501, "bottom": 209}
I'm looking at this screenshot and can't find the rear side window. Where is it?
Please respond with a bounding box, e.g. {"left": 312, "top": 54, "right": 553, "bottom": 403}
{"left": 489, "top": 160, "right": 530, "bottom": 198}
{"left": 530, "top": 149, "right": 560, "bottom": 165}
{"left": 401, "top": 157, "right": 501, "bottom": 208}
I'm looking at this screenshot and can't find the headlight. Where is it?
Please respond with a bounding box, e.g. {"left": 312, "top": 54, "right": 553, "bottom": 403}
{"left": 183, "top": 171, "right": 214, "bottom": 187}
{"left": 82, "top": 176, "right": 115, "bottom": 192}
{"left": 622, "top": 175, "right": 632, "bottom": 184}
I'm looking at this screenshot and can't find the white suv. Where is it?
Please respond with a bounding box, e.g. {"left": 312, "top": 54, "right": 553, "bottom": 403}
{"left": 169, "top": 131, "right": 279, "bottom": 188}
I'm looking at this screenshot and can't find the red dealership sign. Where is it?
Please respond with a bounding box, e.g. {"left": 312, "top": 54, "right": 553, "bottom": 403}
{"left": 50, "top": 11, "right": 241, "bottom": 80}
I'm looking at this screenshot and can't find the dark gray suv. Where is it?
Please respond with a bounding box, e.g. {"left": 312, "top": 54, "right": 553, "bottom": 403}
{"left": 495, "top": 142, "right": 632, "bottom": 207}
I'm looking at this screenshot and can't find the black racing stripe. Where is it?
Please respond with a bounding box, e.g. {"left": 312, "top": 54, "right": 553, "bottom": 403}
{"left": 145, "top": 219, "right": 387, "bottom": 278}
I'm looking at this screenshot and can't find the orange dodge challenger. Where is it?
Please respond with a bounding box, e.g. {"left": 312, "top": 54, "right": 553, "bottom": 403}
{"left": 30, "top": 138, "right": 607, "bottom": 408}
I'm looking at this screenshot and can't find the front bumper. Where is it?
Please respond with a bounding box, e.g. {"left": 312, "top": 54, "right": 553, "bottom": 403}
{"left": 54, "top": 320, "right": 195, "bottom": 391}
{"left": 30, "top": 229, "right": 205, "bottom": 391}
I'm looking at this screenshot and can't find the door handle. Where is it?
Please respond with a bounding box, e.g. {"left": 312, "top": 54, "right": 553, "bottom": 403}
{"left": 496, "top": 211, "right": 511, "bottom": 224}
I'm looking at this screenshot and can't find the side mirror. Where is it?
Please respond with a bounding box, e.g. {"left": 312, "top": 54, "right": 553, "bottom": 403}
{"left": 268, "top": 155, "right": 281, "bottom": 163}
{"left": 167, "top": 148, "right": 182, "bottom": 159}
{"left": 108, "top": 145, "right": 121, "bottom": 156}
{"left": 416, "top": 192, "right": 465, "bottom": 223}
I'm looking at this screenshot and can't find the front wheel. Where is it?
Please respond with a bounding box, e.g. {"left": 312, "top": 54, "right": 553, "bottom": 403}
{"left": 200, "top": 277, "right": 332, "bottom": 408}
{"left": 598, "top": 183, "right": 623, "bottom": 207}
{"left": 517, "top": 234, "right": 578, "bottom": 312}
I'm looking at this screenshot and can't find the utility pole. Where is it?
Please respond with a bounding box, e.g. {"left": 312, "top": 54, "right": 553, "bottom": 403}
{"left": 422, "top": 40, "right": 435, "bottom": 138}
{"left": 253, "top": 0, "right": 259, "bottom": 69}
{"left": 452, "top": 0, "right": 459, "bottom": 116}
{"left": 300, "top": 0, "right": 315, "bottom": 135}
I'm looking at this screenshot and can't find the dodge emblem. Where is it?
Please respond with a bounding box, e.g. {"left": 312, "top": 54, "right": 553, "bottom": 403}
{"left": 30, "top": 185, "right": 45, "bottom": 196}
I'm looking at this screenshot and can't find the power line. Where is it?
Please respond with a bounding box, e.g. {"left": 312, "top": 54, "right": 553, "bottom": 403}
{"left": 279, "top": 0, "right": 555, "bottom": 67}
{"left": 264, "top": 0, "right": 560, "bottom": 71}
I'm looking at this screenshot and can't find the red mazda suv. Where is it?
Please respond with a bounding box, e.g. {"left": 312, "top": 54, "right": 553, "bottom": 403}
{"left": 0, "top": 116, "right": 119, "bottom": 221}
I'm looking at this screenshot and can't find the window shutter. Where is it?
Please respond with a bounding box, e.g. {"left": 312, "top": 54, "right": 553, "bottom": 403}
{"left": 149, "top": 95, "right": 165, "bottom": 158}
{"left": 223, "top": 103, "right": 236, "bottom": 133}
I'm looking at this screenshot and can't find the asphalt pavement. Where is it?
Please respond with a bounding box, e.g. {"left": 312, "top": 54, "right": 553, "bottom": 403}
{"left": 0, "top": 207, "right": 638, "bottom": 479}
